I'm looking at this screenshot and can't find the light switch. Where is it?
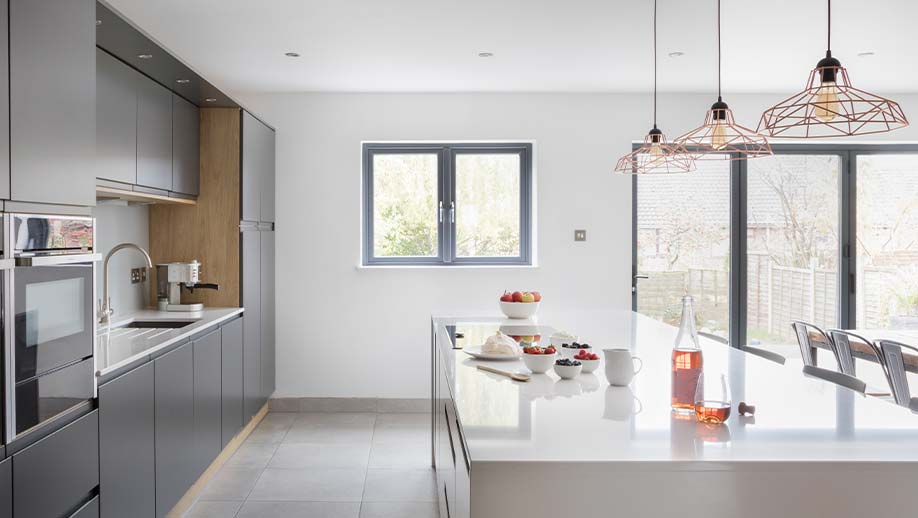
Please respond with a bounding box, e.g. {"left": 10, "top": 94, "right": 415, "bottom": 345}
{"left": 574, "top": 229, "right": 587, "bottom": 242}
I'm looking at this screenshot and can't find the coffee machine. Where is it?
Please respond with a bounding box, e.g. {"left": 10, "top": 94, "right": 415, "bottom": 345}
{"left": 156, "top": 260, "right": 219, "bottom": 311}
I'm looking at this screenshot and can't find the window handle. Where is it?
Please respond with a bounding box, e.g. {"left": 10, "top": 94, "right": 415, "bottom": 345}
{"left": 439, "top": 201, "right": 444, "bottom": 223}
{"left": 449, "top": 202, "right": 456, "bottom": 223}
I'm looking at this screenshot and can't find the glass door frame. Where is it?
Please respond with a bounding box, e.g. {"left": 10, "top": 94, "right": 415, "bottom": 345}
{"left": 632, "top": 143, "right": 918, "bottom": 348}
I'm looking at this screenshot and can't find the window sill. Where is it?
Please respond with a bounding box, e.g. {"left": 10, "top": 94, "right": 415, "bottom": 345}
{"left": 356, "top": 264, "right": 539, "bottom": 270}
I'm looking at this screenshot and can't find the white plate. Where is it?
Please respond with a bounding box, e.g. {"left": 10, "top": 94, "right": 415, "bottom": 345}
{"left": 463, "top": 346, "right": 521, "bottom": 361}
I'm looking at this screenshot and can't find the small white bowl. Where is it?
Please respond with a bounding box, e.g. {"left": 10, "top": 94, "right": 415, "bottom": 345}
{"left": 553, "top": 362, "right": 583, "bottom": 380}
{"left": 560, "top": 345, "right": 592, "bottom": 359}
{"left": 522, "top": 352, "right": 556, "bottom": 374}
{"left": 549, "top": 334, "right": 578, "bottom": 348}
{"left": 577, "top": 358, "right": 600, "bottom": 374}
{"left": 499, "top": 301, "right": 540, "bottom": 319}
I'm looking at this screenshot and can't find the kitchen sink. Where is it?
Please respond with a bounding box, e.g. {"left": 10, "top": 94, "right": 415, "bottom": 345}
{"left": 123, "top": 320, "right": 196, "bottom": 329}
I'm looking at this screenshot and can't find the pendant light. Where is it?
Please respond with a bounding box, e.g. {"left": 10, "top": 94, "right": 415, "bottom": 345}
{"left": 758, "top": 0, "right": 908, "bottom": 138}
{"left": 615, "top": 0, "right": 695, "bottom": 175}
{"left": 674, "top": 0, "right": 771, "bottom": 160}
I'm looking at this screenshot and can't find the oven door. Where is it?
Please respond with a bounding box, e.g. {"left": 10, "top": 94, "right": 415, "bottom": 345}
{"left": 12, "top": 260, "right": 95, "bottom": 383}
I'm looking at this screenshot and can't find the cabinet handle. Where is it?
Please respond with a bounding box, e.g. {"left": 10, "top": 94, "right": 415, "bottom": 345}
{"left": 444, "top": 404, "right": 456, "bottom": 467}
{"left": 443, "top": 485, "right": 452, "bottom": 518}
{"left": 454, "top": 415, "right": 470, "bottom": 472}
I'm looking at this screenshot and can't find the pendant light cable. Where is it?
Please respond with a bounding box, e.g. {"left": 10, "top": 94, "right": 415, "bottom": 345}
{"left": 653, "top": 0, "right": 657, "bottom": 127}
{"left": 827, "top": 0, "right": 831, "bottom": 51}
{"left": 717, "top": 0, "right": 721, "bottom": 99}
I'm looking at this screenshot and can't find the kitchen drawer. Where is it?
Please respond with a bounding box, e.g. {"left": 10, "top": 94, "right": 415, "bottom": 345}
{"left": 0, "top": 457, "right": 10, "bottom": 518}
{"left": 13, "top": 410, "right": 99, "bottom": 518}
{"left": 70, "top": 496, "right": 99, "bottom": 518}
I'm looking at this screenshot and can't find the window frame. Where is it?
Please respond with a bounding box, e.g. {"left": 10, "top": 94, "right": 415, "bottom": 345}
{"left": 362, "top": 142, "right": 533, "bottom": 266}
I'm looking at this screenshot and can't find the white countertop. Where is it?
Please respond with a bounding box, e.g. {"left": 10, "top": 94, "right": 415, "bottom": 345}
{"left": 434, "top": 311, "right": 918, "bottom": 466}
{"left": 96, "top": 307, "right": 244, "bottom": 377}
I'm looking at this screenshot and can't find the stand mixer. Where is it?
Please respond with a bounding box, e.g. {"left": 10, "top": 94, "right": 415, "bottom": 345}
{"left": 156, "top": 260, "right": 219, "bottom": 311}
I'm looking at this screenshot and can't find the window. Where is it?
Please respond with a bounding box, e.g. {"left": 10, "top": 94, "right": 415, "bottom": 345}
{"left": 363, "top": 143, "right": 532, "bottom": 265}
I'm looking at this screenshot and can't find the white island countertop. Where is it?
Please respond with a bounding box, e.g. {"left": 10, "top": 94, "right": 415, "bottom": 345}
{"left": 433, "top": 311, "right": 918, "bottom": 518}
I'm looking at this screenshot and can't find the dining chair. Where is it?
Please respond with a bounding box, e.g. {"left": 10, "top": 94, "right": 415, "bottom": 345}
{"left": 698, "top": 332, "right": 786, "bottom": 365}
{"left": 876, "top": 340, "right": 918, "bottom": 411}
{"left": 791, "top": 321, "right": 836, "bottom": 368}
{"left": 802, "top": 364, "right": 867, "bottom": 394}
{"left": 826, "top": 329, "right": 881, "bottom": 377}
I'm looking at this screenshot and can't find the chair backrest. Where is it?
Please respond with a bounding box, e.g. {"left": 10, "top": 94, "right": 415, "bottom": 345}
{"left": 743, "top": 346, "right": 787, "bottom": 365}
{"left": 791, "top": 321, "right": 834, "bottom": 368}
{"left": 827, "top": 329, "right": 880, "bottom": 377}
{"left": 876, "top": 340, "right": 918, "bottom": 407}
{"left": 698, "top": 332, "right": 728, "bottom": 345}
{"left": 802, "top": 364, "right": 867, "bottom": 394}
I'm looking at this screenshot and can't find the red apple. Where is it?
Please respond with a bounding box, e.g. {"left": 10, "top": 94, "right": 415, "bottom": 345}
{"left": 499, "top": 291, "right": 513, "bottom": 302}
{"left": 531, "top": 291, "right": 542, "bottom": 302}
{"left": 511, "top": 291, "right": 524, "bottom": 302}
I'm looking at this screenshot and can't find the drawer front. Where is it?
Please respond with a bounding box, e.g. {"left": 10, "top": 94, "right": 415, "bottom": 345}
{"left": 13, "top": 410, "right": 99, "bottom": 518}
{"left": 70, "top": 496, "right": 99, "bottom": 518}
{"left": 0, "top": 458, "right": 10, "bottom": 518}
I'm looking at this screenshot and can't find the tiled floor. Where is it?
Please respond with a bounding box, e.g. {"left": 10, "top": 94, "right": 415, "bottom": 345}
{"left": 185, "top": 412, "right": 439, "bottom": 518}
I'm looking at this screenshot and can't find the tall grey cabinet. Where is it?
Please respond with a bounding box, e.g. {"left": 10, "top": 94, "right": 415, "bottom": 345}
{"left": 241, "top": 111, "right": 276, "bottom": 421}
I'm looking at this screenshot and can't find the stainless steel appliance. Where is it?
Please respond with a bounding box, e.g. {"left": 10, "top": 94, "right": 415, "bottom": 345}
{"left": 4, "top": 213, "right": 100, "bottom": 441}
{"left": 156, "top": 260, "right": 218, "bottom": 312}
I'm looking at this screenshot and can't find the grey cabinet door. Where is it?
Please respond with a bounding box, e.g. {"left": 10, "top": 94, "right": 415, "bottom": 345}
{"left": 242, "top": 229, "right": 262, "bottom": 423}
{"left": 96, "top": 49, "right": 138, "bottom": 186}
{"left": 0, "top": 457, "right": 10, "bottom": 518}
{"left": 241, "top": 111, "right": 263, "bottom": 221}
{"left": 10, "top": 0, "right": 95, "bottom": 206}
{"left": 137, "top": 77, "right": 173, "bottom": 191}
{"left": 154, "top": 343, "right": 195, "bottom": 518}
{"left": 260, "top": 230, "right": 276, "bottom": 400}
{"left": 221, "top": 317, "right": 244, "bottom": 446}
{"left": 172, "top": 95, "right": 200, "bottom": 196}
{"left": 261, "top": 128, "right": 276, "bottom": 222}
{"left": 13, "top": 410, "right": 99, "bottom": 518}
{"left": 71, "top": 496, "right": 100, "bottom": 518}
{"left": 99, "top": 363, "right": 155, "bottom": 518}
{"left": 193, "top": 329, "right": 223, "bottom": 477}
{"left": 0, "top": 1, "right": 9, "bottom": 201}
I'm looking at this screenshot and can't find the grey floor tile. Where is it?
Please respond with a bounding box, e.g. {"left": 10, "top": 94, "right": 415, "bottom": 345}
{"left": 362, "top": 469, "right": 437, "bottom": 503}
{"left": 270, "top": 443, "right": 371, "bottom": 469}
{"left": 368, "top": 441, "right": 430, "bottom": 470}
{"left": 376, "top": 399, "right": 430, "bottom": 414}
{"left": 225, "top": 442, "right": 279, "bottom": 469}
{"left": 284, "top": 413, "right": 376, "bottom": 444}
{"left": 183, "top": 500, "right": 242, "bottom": 518}
{"left": 247, "top": 413, "right": 297, "bottom": 444}
{"left": 199, "top": 468, "right": 263, "bottom": 501}
{"left": 248, "top": 468, "right": 367, "bottom": 502}
{"left": 359, "top": 502, "right": 440, "bottom": 518}
{"left": 300, "top": 397, "right": 378, "bottom": 413}
{"left": 371, "top": 414, "right": 429, "bottom": 444}
{"left": 236, "top": 501, "right": 361, "bottom": 518}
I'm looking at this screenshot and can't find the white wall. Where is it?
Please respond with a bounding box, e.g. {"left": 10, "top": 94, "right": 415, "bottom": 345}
{"left": 94, "top": 204, "right": 151, "bottom": 317}
{"left": 237, "top": 92, "right": 918, "bottom": 399}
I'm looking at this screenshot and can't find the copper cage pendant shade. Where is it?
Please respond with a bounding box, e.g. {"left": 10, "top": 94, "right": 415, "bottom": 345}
{"left": 614, "top": 0, "right": 695, "bottom": 174}
{"left": 674, "top": 0, "right": 772, "bottom": 161}
{"left": 757, "top": 0, "right": 908, "bottom": 138}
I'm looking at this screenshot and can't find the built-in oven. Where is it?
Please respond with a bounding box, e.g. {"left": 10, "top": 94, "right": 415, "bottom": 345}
{"left": 4, "top": 213, "right": 100, "bottom": 442}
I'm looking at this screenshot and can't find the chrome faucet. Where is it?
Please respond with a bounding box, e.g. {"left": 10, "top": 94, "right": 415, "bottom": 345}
{"left": 99, "top": 243, "right": 153, "bottom": 325}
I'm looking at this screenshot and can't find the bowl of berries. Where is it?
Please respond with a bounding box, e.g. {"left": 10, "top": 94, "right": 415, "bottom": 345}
{"left": 560, "top": 341, "right": 592, "bottom": 359}
{"left": 553, "top": 358, "right": 582, "bottom": 379}
{"left": 498, "top": 291, "right": 541, "bottom": 319}
{"left": 574, "top": 349, "right": 600, "bottom": 373}
{"left": 521, "top": 345, "right": 557, "bottom": 374}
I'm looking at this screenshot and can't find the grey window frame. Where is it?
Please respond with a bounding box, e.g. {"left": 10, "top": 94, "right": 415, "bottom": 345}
{"left": 363, "top": 142, "right": 533, "bottom": 266}
{"left": 631, "top": 142, "right": 918, "bottom": 348}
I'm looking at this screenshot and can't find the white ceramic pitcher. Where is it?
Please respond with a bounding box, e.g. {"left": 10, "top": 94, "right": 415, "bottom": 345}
{"left": 603, "top": 348, "right": 643, "bottom": 386}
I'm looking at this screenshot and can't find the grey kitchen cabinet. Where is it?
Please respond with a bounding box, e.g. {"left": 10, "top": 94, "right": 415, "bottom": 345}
{"left": 0, "top": 0, "right": 9, "bottom": 201}
{"left": 193, "top": 329, "right": 223, "bottom": 477}
{"left": 13, "top": 410, "right": 99, "bottom": 518}
{"left": 10, "top": 0, "right": 95, "bottom": 206}
{"left": 221, "top": 317, "right": 245, "bottom": 446}
{"left": 99, "top": 362, "right": 155, "bottom": 518}
{"left": 242, "top": 228, "right": 262, "bottom": 422}
{"left": 70, "top": 496, "right": 100, "bottom": 518}
{"left": 154, "top": 342, "right": 195, "bottom": 518}
{"left": 261, "top": 128, "right": 276, "bottom": 222}
{"left": 137, "top": 76, "right": 174, "bottom": 191}
{"left": 242, "top": 111, "right": 275, "bottom": 222}
{"left": 172, "top": 94, "right": 200, "bottom": 196}
{"left": 0, "top": 457, "right": 10, "bottom": 518}
{"left": 261, "top": 230, "right": 276, "bottom": 400}
{"left": 96, "top": 49, "right": 139, "bottom": 186}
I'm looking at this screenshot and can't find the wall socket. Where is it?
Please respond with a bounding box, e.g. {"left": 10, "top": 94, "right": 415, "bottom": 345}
{"left": 130, "top": 267, "right": 147, "bottom": 284}
{"left": 574, "top": 229, "right": 587, "bottom": 242}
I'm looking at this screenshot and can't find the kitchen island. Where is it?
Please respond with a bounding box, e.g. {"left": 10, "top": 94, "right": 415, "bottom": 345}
{"left": 432, "top": 311, "right": 918, "bottom": 518}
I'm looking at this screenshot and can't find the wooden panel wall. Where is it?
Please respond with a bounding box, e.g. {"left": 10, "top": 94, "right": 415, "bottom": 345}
{"left": 149, "top": 108, "right": 241, "bottom": 308}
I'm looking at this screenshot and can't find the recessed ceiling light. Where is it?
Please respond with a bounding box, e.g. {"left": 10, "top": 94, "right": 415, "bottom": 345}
{"left": 478, "top": 52, "right": 494, "bottom": 58}
{"left": 204, "top": 98, "right": 217, "bottom": 103}
{"left": 284, "top": 52, "right": 300, "bottom": 58}
{"left": 668, "top": 51, "right": 684, "bottom": 58}
{"left": 137, "top": 54, "right": 153, "bottom": 60}
{"left": 176, "top": 79, "right": 190, "bottom": 84}
{"left": 857, "top": 51, "right": 876, "bottom": 57}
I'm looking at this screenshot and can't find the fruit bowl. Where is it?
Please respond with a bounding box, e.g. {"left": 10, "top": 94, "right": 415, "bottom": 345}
{"left": 553, "top": 359, "right": 583, "bottom": 380}
{"left": 574, "top": 350, "right": 601, "bottom": 373}
{"left": 522, "top": 352, "right": 557, "bottom": 374}
{"left": 560, "top": 342, "right": 592, "bottom": 359}
{"left": 499, "top": 301, "right": 540, "bottom": 319}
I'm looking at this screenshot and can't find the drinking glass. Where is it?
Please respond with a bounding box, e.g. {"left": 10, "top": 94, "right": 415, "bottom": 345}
{"left": 694, "top": 373, "right": 732, "bottom": 424}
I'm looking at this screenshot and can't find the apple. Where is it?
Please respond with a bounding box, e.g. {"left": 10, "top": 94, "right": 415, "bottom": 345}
{"left": 531, "top": 291, "right": 542, "bottom": 302}
{"left": 511, "top": 291, "right": 524, "bottom": 303}
{"left": 521, "top": 292, "right": 535, "bottom": 303}
{"left": 499, "top": 291, "right": 513, "bottom": 302}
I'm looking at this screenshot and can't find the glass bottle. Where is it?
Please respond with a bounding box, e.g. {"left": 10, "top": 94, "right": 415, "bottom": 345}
{"left": 671, "top": 295, "right": 703, "bottom": 414}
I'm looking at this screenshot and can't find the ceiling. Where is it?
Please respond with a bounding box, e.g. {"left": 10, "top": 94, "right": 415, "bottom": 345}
{"left": 103, "top": 0, "right": 918, "bottom": 95}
